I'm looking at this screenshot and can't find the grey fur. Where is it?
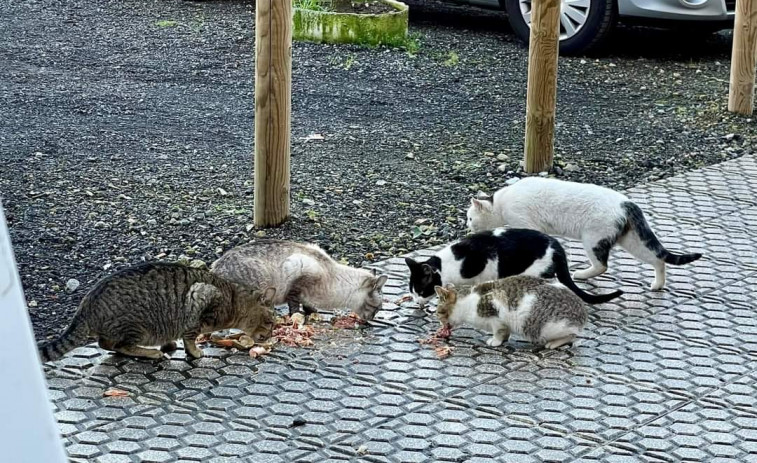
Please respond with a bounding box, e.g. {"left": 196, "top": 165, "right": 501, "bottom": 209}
{"left": 38, "top": 262, "right": 276, "bottom": 362}
{"left": 211, "top": 240, "right": 388, "bottom": 321}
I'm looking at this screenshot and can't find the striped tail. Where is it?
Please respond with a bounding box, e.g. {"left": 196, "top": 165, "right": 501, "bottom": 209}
{"left": 38, "top": 313, "right": 90, "bottom": 362}
{"left": 622, "top": 202, "right": 703, "bottom": 266}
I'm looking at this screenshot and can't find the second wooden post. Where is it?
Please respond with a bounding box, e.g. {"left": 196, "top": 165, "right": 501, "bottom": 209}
{"left": 728, "top": 0, "right": 757, "bottom": 115}
{"left": 523, "top": 0, "right": 561, "bottom": 173}
{"left": 254, "top": 0, "right": 292, "bottom": 227}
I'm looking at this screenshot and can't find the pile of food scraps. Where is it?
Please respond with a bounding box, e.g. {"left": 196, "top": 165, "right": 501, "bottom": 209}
{"left": 331, "top": 312, "right": 366, "bottom": 329}
{"left": 418, "top": 324, "right": 454, "bottom": 359}
{"left": 197, "top": 311, "right": 368, "bottom": 357}
{"left": 273, "top": 314, "right": 317, "bottom": 347}
{"left": 196, "top": 331, "right": 273, "bottom": 358}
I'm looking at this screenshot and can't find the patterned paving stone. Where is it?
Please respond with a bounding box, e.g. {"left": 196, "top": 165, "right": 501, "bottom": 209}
{"left": 624, "top": 182, "right": 752, "bottom": 228}
{"left": 549, "top": 329, "right": 754, "bottom": 397}
{"left": 613, "top": 400, "right": 757, "bottom": 463}
{"left": 446, "top": 362, "right": 687, "bottom": 441}
{"left": 630, "top": 297, "right": 757, "bottom": 355}
{"left": 44, "top": 155, "right": 757, "bottom": 462}
{"left": 333, "top": 401, "right": 598, "bottom": 463}
{"left": 655, "top": 159, "right": 757, "bottom": 205}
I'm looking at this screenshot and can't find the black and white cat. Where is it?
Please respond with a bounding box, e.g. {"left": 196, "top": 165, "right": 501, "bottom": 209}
{"left": 466, "top": 177, "right": 703, "bottom": 290}
{"left": 405, "top": 228, "right": 623, "bottom": 307}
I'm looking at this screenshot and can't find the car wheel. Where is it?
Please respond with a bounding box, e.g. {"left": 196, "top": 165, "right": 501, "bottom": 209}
{"left": 503, "top": 0, "right": 617, "bottom": 55}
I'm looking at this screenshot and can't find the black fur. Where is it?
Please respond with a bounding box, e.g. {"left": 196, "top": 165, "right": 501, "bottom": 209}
{"left": 592, "top": 216, "right": 627, "bottom": 266}
{"left": 621, "top": 202, "right": 702, "bottom": 265}
{"left": 406, "top": 229, "right": 622, "bottom": 304}
{"left": 405, "top": 256, "right": 441, "bottom": 299}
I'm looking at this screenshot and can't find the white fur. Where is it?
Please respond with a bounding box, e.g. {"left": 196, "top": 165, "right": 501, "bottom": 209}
{"left": 448, "top": 292, "right": 536, "bottom": 340}
{"left": 497, "top": 293, "right": 536, "bottom": 335}
{"left": 447, "top": 293, "right": 492, "bottom": 333}
{"left": 467, "top": 177, "right": 666, "bottom": 290}
{"left": 522, "top": 246, "right": 554, "bottom": 278}
{"left": 492, "top": 227, "right": 508, "bottom": 237}
{"left": 437, "top": 246, "right": 499, "bottom": 288}
{"left": 539, "top": 320, "right": 579, "bottom": 344}
{"left": 270, "top": 253, "right": 379, "bottom": 311}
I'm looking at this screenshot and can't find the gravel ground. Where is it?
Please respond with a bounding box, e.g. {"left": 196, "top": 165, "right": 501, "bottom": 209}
{"left": 1, "top": 0, "right": 754, "bottom": 340}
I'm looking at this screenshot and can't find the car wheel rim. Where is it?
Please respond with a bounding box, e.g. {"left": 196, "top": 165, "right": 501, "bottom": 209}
{"left": 518, "top": 0, "right": 591, "bottom": 41}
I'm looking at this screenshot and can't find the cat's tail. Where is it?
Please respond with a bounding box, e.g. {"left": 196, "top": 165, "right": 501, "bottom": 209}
{"left": 38, "top": 309, "right": 90, "bottom": 363}
{"left": 553, "top": 244, "right": 623, "bottom": 304}
{"left": 622, "top": 202, "right": 703, "bottom": 266}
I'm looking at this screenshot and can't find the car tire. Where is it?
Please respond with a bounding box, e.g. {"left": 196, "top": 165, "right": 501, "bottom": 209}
{"left": 502, "top": 0, "right": 617, "bottom": 55}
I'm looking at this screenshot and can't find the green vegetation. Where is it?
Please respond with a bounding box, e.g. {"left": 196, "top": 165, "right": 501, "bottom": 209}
{"left": 155, "top": 20, "right": 178, "bottom": 28}
{"left": 293, "top": 0, "right": 409, "bottom": 47}
{"left": 443, "top": 51, "right": 459, "bottom": 67}
{"left": 294, "top": 0, "right": 325, "bottom": 11}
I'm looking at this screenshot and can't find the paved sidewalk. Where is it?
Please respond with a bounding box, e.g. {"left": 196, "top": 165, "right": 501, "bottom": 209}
{"left": 45, "top": 155, "right": 757, "bottom": 463}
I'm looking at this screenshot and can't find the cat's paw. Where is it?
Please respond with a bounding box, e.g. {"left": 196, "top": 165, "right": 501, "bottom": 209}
{"left": 650, "top": 280, "right": 665, "bottom": 291}
{"left": 185, "top": 347, "right": 205, "bottom": 359}
{"left": 486, "top": 337, "right": 503, "bottom": 347}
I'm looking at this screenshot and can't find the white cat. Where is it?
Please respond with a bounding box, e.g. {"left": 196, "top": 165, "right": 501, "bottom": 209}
{"left": 466, "top": 177, "right": 702, "bottom": 290}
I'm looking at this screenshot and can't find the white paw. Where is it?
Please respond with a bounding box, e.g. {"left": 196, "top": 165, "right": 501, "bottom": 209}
{"left": 650, "top": 280, "right": 665, "bottom": 291}
{"left": 572, "top": 269, "right": 592, "bottom": 280}
{"left": 486, "top": 337, "right": 503, "bottom": 347}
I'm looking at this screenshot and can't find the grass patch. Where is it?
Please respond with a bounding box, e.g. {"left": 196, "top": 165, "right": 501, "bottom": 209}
{"left": 294, "top": 0, "right": 325, "bottom": 11}
{"left": 443, "top": 51, "right": 459, "bottom": 67}
{"left": 156, "top": 20, "right": 178, "bottom": 28}
{"left": 403, "top": 32, "right": 422, "bottom": 56}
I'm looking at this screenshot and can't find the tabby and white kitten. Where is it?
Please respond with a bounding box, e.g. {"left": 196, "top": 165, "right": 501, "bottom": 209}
{"left": 405, "top": 228, "right": 622, "bottom": 307}
{"left": 211, "top": 240, "right": 388, "bottom": 321}
{"left": 38, "top": 262, "right": 276, "bottom": 361}
{"left": 434, "top": 276, "right": 587, "bottom": 349}
{"left": 467, "top": 177, "right": 702, "bottom": 290}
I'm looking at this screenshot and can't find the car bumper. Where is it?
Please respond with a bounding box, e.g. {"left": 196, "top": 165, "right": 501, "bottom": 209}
{"left": 619, "top": 0, "right": 734, "bottom": 21}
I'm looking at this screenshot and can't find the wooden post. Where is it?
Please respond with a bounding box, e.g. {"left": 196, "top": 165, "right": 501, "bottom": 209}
{"left": 254, "top": 0, "right": 292, "bottom": 227}
{"left": 728, "top": 0, "right": 757, "bottom": 115}
{"left": 523, "top": 0, "right": 560, "bottom": 173}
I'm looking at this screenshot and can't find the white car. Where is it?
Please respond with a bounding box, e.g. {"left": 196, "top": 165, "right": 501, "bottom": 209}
{"left": 455, "top": 0, "right": 735, "bottom": 54}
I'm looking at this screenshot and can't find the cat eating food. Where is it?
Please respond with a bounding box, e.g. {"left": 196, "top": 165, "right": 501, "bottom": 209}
{"left": 38, "top": 262, "right": 276, "bottom": 361}
{"left": 405, "top": 228, "right": 622, "bottom": 307}
{"left": 434, "top": 275, "right": 587, "bottom": 350}
{"left": 211, "top": 240, "right": 388, "bottom": 321}
{"left": 467, "top": 177, "right": 702, "bottom": 290}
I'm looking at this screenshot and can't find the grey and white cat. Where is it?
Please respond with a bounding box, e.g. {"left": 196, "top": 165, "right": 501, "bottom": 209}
{"left": 467, "top": 177, "right": 702, "bottom": 290}
{"left": 38, "top": 262, "right": 277, "bottom": 361}
{"left": 211, "top": 240, "right": 388, "bottom": 321}
{"left": 434, "top": 276, "right": 587, "bottom": 349}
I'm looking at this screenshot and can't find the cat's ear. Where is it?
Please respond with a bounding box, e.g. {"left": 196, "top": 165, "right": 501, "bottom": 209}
{"left": 434, "top": 285, "right": 449, "bottom": 301}
{"left": 373, "top": 275, "right": 388, "bottom": 290}
{"left": 259, "top": 287, "right": 277, "bottom": 306}
{"left": 404, "top": 257, "right": 420, "bottom": 271}
{"left": 471, "top": 198, "right": 491, "bottom": 211}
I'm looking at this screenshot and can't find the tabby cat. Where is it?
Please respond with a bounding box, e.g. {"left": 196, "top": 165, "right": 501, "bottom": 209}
{"left": 38, "top": 262, "right": 276, "bottom": 361}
